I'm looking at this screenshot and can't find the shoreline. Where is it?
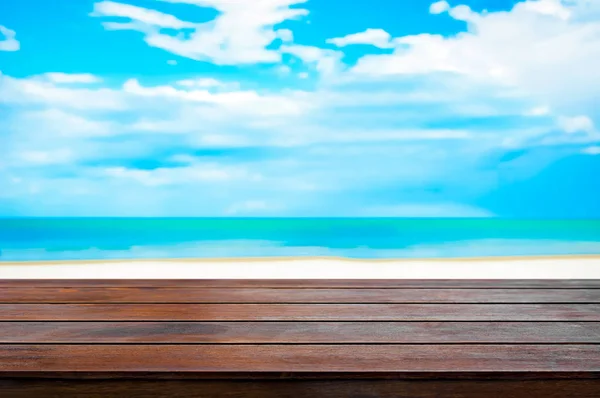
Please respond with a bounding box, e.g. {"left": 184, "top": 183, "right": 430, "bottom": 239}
{"left": 1, "top": 253, "right": 600, "bottom": 265}
{"left": 0, "top": 255, "right": 599, "bottom": 279}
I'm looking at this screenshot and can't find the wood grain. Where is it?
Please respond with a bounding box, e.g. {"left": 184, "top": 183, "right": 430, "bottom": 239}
{"left": 1, "top": 279, "right": 599, "bottom": 396}
{"left": 2, "top": 288, "right": 599, "bottom": 303}
{"left": 2, "top": 345, "right": 600, "bottom": 372}
{"left": 1, "top": 279, "right": 599, "bottom": 288}
{"left": 2, "top": 322, "right": 599, "bottom": 343}
{"left": 3, "top": 303, "right": 600, "bottom": 321}
{"left": 3, "top": 378, "right": 600, "bottom": 398}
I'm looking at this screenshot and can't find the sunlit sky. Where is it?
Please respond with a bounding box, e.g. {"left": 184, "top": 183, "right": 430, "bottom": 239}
{"left": 1, "top": 0, "right": 599, "bottom": 217}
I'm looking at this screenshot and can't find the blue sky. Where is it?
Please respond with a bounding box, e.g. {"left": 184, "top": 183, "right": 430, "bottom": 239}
{"left": 0, "top": 0, "right": 599, "bottom": 217}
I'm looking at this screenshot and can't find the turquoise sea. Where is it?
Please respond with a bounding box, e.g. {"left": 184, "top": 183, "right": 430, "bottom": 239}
{"left": 0, "top": 218, "right": 599, "bottom": 261}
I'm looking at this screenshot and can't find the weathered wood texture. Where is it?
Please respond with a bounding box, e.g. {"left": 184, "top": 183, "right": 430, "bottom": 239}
{"left": 2, "top": 345, "right": 600, "bottom": 372}
{"left": 1, "top": 279, "right": 599, "bottom": 397}
{"left": 3, "top": 322, "right": 600, "bottom": 343}
{"left": 2, "top": 287, "right": 599, "bottom": 303}
{"left": 2, "top": 303, "right": 599, "bottom": 321}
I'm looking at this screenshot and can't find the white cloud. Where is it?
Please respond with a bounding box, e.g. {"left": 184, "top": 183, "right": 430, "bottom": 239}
{"left": 271, "top": 127, "right": 471, "bottom": 147}
{"left": 0, "top": 73, "right": 125, "bottom": 110}
{"left": 43, "top": 73, "right": 102, "bottom": 84}
{"left": 522, "top": 0, "right": 572, "bottom": 20}
{"left": 429, "top": 1, "right": 450, "bottom": 15}
{"left": 14, "top": 109, "right": 113, "bottom": 137}
{"left": 91, "top": 0, "right": 309, "bottom": 65}
{"left": 582, "top": 146, "right": 600, "bottom": 155}
{"left": 175, "top": 77, "right": 233, "bottom": 89}
{"left": 448, "top": 4, "right": 478, "bottom": 22}
{"left": 0, "top": 71, "right": 309, "bottom": 121}
{"left": 103, "top": 164, "right": 262, "bottom": 186}
{"left": 0, "top": 25, "right": 20, "bottom": 52}
{"left": 524, "top": 106, "right": 551, "bottom": 116}
{"left": 167, "top": 60, "right": 178, "bottom": 66}
{"left": 327, "top": 28, "right": 393, "bottom": 48}
{"left": 127, "top": 78, "right": 228, "bottom": 101}
{"left": 349, "top": 0, "right": 600, "bottom": 123}
{"left": 2, "top": 67, "right": 503, "bottom": 215}
{"left": 281, "top": 44, "right": 343, "bottom": 76}
{"left": 18, "top": 149, "right": 74, "bottom": 165}
{"left": 92, "top": 1, "right": 194, "bottom": 29}
{"left": 122, "top": 78, "right": 309, "bottom": 116}
{"left": 558, "top": 115, "right": 595, "bottom": 134}
{"left": 276, "top": 28, "right": 294, "bottom": 43}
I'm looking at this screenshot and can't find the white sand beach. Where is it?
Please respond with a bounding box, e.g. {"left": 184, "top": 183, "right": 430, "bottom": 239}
{"left": 0, "top": 256, "right": 599, "bottom": 279}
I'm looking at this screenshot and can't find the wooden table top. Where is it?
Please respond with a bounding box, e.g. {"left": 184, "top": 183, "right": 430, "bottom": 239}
{"left": 1, "top": 279, "right": 599, "bottom": 373}
{"left": 1, "top": 279, "right": 600, "bottom": 397}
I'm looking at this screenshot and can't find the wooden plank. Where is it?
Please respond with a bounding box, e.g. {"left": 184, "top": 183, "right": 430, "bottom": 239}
{"left": 3, "top": 304, "right": 600, "bottom": 321}
{"left": 1, "top": 322, "right": 599, "bottom": 343}
{"left": 3, "top": 378, "right": 600, "bottom": 398}
{"left": 2, "top": 345, "right": 600, "bottom": 372}
{"left": 1, "top": 279, "right": 599, "bottom": 288}
{"left": 2, "top": 288, "right": 599, "bottom": 303}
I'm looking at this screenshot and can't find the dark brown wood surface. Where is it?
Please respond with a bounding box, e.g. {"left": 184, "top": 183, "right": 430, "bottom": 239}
{"left": 3, "top": 378, "right": 600, "bottom": 398}
{"left": 3, "top": 322, "right": 600, "bottom": 343}
{"left": 3, "top": 303, "right": 600, "bottom": 320}
{"left": 2, "top": 287, "right": 600, "bottom": 303}
{"left": 1, "top": 279, "right": 599, "bottom": 397}
{"left": 2, "top": 344, "right": 600, "bottom": 372}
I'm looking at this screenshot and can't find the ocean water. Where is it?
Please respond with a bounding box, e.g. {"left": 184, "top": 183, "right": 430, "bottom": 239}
{"left": 0, "top": 218, "right": 599, "bottom": 261}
